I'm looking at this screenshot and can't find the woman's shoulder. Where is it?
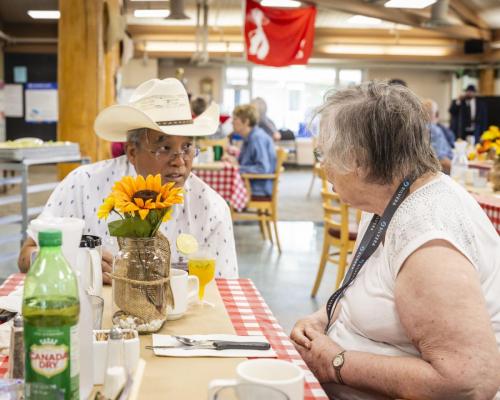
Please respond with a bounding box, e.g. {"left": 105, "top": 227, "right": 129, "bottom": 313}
{"left": 385, "top": 174, "right": 483, "bottom": 270}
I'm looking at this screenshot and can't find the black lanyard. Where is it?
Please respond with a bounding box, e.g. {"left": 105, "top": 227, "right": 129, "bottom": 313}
{"left": 324, "top": 177, "right": 414, "bottom": 333}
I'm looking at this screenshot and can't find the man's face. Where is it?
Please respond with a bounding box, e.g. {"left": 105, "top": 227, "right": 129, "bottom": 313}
{"left": 465, "top": 90, "right": 476, "bottom": 100}
{"left": 126, "top": 130, "right": 195, "bottom": 188}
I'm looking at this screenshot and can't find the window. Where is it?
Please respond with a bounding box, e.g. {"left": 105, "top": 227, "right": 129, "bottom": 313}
{"left": 226, "top": 67, "right": 249, "bottom": 86}
{"left": 339, "top": 69, "right": 363, "bottom": 87}
{"left": 251, "top": 66, "right": 336, "bottom": 131}
{"left": 222, "top": 65, "right": 363, "bottom": 133}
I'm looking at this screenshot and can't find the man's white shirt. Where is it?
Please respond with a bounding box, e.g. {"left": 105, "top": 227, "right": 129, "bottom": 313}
{"left": 37, "top": 156, "right": 238, "bottom": 278}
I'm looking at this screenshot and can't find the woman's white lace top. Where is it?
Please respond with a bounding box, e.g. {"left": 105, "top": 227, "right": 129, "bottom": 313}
{"left": 326, "top": 173, "right": 500, "bottom": 400}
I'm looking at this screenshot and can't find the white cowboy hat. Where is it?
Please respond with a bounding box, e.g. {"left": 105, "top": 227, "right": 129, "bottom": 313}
{"left": 94, "top": 78, "right": 220, "bottom": 141}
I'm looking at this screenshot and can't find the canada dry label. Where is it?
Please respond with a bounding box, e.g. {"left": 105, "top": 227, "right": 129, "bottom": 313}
{"left": 24, "top": 324, "right": 79, "bottom": 400}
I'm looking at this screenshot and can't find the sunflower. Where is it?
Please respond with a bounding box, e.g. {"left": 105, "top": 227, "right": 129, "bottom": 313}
{"left": 97, "top": 196, "right": 115, "bottom": 219}
{"left": 110, "top": 174, "right": 183, "bottom": 220}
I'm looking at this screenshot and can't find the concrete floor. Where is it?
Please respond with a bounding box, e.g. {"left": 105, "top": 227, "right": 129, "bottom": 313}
{"left": 234, "top": 221, "right": 336, "bottom": 334}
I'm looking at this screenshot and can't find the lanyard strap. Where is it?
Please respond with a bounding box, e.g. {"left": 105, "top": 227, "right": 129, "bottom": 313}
{"left": 324, "top": 177, "right": 414, "bottom": 333}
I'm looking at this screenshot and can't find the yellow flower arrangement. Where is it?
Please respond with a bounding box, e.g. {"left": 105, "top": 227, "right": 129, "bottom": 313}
{"left": 475, "top": 126, "right": 500, "bottom": 159}
{"left": 97, "top": 174, "right": 183, "bottom": 237}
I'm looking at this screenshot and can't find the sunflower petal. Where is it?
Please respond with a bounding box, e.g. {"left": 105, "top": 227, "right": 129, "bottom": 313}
{"left": 162, "top": 208, "right": 173, "bottom": 222}
{"left": 153, "top": 174, "right": 162, "bottom": 192}
{"left": 134, "top": 197, "right": 145, "bottom": 208}
{"left": 145, "top": 175, "right": 155, "bottom": 191}
{"left": 138, "top": 209, "right": 149, "bottom": 220}
{"left": 136, "top": 175, "right": 146, "bottom": 192}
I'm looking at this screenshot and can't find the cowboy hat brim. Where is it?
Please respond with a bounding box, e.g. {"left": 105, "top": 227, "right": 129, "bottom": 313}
{"left": 94, "top": 102, "right": 220, "bottom": 142}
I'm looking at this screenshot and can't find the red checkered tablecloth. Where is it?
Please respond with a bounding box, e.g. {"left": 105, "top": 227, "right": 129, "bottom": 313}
{"left": 0, "top": 273, "right": 25, "bottom": 378}
{"left": 0, "top": 275, "right": 327, "bottom": 399}
{"left": 217, "top": 279, "right": 328, "bottom": 400}
{"left": 473, "top": 193, "right": 500, "bottom": 234}
{"left": 194, "top": 163, "right": 248, "bottom": 212}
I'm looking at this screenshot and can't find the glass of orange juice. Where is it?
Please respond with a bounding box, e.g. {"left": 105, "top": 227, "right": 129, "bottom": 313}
{"left": 188, "top": 248, "right": 216, "bottom": 305}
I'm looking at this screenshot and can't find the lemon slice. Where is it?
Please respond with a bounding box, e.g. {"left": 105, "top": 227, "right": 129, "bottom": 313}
{"left": 176, "top": 233, "right": 199, "bottom": 255}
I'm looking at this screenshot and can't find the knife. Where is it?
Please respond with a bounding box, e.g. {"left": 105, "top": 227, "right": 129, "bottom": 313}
{"left": 146, "top": 341, "right": 271, "bottom": 351}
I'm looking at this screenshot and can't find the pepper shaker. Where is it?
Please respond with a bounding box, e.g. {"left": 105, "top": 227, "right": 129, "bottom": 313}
{"left": 8, "top": 314, "right": 24, "bottom": 379}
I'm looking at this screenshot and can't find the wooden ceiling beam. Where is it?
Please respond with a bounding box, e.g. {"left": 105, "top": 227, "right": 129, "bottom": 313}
{"left": 311, "top": 0, "right": 490, "bottom": 41}
{"left": 449, "top": 0, "right": 490, "bottom": 30}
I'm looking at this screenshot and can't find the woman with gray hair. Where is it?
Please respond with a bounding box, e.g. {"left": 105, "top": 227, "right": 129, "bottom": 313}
{"left": 291, "top": 81, "right": 500, "bottom": 400}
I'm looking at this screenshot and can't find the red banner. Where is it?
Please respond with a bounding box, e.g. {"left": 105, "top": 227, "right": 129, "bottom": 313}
{"left": 244, "top": 0, "right": 316, "bottom": 67}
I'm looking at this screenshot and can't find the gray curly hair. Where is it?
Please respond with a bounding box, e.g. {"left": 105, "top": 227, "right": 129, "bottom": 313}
{"left": 317, "top": 80, "right": 440, "bottom": 185}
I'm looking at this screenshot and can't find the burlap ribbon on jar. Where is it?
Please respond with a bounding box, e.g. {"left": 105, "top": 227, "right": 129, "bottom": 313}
{"left": 112, "top": 231, "right": 174, "bottom": 325}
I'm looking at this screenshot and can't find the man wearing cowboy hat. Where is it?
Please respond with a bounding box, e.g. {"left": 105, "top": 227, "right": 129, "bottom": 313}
{"left": 18, "top": 78, "right": 238, "bottom": 281}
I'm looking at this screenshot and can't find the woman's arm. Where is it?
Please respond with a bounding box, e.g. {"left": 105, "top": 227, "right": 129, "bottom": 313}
{"left": 317, "top": 240, "right": 500, "bottom": 399}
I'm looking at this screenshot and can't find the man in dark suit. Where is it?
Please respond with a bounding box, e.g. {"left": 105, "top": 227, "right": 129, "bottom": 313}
{"left": 449, "top": 84, "right": 488, "bottom": 142}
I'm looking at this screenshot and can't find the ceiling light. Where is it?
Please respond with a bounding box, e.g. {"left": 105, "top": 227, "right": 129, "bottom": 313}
{"left": 134, "top": 9, "right": 170, "bottom": 18}
{"left": 347, "top": 15, "right": 382, "bottom": 25}
{"left": 260, "top": 0, "right": 302, "bottom": 8}
{"left": 322, "top": 44, "right": 451, "bottom": 56}
{"left": 144, "top": 41, "right": 244, "bottom": 53}
{"left": 27, "top": 10, "right": 60, "bottom": 19}
{"left": 384, "top": 0, "right": 437, "bottom": 9}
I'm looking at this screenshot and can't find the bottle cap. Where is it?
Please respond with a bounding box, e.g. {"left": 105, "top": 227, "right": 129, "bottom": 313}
{"left": 109, "top": 326, "right": 123, "bottom": 340}
{"left": 38, "top": 230, "right": 62, "bottom": 247}
{"left": 13, "top": 314, "right": 23, "bottom": 328}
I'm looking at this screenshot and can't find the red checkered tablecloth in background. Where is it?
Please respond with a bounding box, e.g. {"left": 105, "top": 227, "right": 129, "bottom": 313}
{"left": 217, "top": 279, "right": 329, "bottom": 400}
{"left": 194, "top": 163, "right": 248, "bottom": 212}
{"left": 473, "top": 193, "right": 500, "bottom": 234}
{"left": 0, "top": 273, "right": 25, "bottom": 378}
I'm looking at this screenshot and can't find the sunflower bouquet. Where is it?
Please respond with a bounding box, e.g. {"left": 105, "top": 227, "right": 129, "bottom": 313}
{"left": 97, "top": 174, "right": 183, "bottom": 237}
{"left": 474, "top": 126, "right": 500, "bottom": 160}
{"left": 97, "top": 174, "right": 183, "bottom": 332}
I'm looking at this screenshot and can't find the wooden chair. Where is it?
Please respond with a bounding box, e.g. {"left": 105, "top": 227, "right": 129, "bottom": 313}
{"left": 232, "top": 148, "right": 288, "bottom": 253}
{"left": 311, "top": 187, "right": 361, "bottom": 297}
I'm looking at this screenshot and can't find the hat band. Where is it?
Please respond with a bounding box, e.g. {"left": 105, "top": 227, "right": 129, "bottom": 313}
{"left": 156, "top": 119, "right": 193, "bottom": 126}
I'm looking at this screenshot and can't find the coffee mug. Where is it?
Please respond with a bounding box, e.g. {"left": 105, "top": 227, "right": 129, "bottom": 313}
{"left": 208, "top": 359, "right": 304, "bottom": 400}
{"left": 167, "top": 268, "right": 199, "bottom": 320}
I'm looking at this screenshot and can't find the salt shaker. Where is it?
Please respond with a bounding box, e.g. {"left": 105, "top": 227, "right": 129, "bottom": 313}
{"left": 103, "top": 326, "right": 127, "bottom": 399}
{"left": 8, "top": 314, "right": 24, "bottom": 379}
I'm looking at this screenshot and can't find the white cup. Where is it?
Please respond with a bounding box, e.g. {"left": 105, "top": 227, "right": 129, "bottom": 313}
{"left": 167, "top": 268, "right": 199, "bottom": 320}
{"left": 208, "top": 359, "right": 304, "bottom": 400}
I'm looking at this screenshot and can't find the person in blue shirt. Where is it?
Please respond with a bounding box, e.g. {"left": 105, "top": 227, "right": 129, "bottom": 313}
{"left": 232, "top": 104, "right": 276, "bottom": 197}
{"left": 422, "top": 99, "right": 454, "bottom": 174}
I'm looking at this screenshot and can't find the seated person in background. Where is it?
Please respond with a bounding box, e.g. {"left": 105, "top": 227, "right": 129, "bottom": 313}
{"left": 18, "top": 78, "right": 238, "bottom": 281}
{"left": 232, "top": 104, "right": 276, "bottom": 197}
{"left": 422, "top": 99, "right": 453, "bottom": 174}
{"left": 291, "top": 81, "right": 500, "bottom": 400}
{"left": 251, "top": 97, "right": 281, "bottom": 141}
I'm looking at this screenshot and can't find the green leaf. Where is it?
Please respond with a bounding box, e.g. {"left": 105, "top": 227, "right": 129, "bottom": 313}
{"left": 108, "top": 217, "right": 153, "bottom": 238}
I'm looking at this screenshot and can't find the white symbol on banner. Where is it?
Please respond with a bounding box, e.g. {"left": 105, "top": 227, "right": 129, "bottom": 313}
{"left": 248, "top": 8, "right": 270, "bottom": 60}
{"left": 295, "top": 39, "right": 306, "bottom": 59}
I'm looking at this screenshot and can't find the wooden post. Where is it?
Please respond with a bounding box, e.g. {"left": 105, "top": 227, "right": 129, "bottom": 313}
{"left": 479, "top": 67, "right": 495, "bottom": 96}
{"left": 58, "top": 0, "right": 107, "bottom": 178}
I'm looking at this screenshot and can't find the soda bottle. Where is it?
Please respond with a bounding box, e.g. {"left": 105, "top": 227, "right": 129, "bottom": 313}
{"left": 23, "top": 230, "right": 80, "bottom": 399}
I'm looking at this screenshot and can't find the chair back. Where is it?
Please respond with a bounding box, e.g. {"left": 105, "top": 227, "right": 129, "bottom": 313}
{"left": 316, "top": 165, "right": 329, "bottom": 191}
{"left": 321, "top": 189, "right": 352, "bottom": 243}
{"left": 271, "top": 147, "right": 288, "bottom": 204}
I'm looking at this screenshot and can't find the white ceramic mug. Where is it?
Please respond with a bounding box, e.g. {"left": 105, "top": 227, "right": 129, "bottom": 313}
{"left": 208, "top": 359, "right": 304, "bottom": 400}
{"left": 167, "top": 268, "right": 199, "bottom": 320}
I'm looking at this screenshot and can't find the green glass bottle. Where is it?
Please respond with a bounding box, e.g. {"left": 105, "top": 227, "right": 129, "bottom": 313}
{"left": 23, "top": 230, "right": 80, "bottom": 400}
